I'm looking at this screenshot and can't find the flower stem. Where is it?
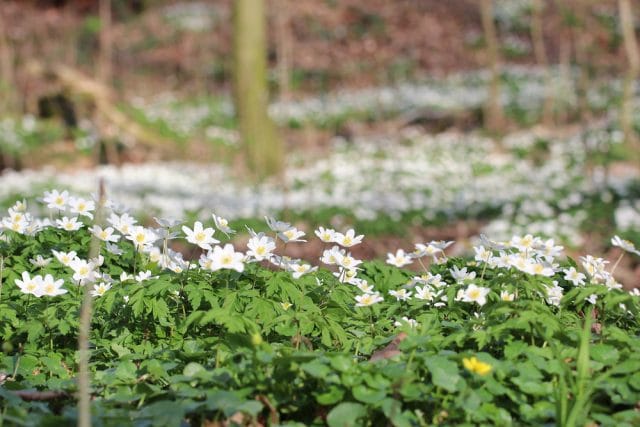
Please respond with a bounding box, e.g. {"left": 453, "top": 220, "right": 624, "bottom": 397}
{"left": 0, "top": 256, "right": 4, "bottom": 304}
{"left": 417, "top": 257, "right": 429, "bottom": 274}
{"left": 611, "top": 252, "right": 625, "bottom": 275}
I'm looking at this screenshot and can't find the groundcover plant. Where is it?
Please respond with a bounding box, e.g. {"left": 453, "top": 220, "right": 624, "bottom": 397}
{"left": 1, "top": 123, "right": 639, "bottom": 248}
{"left": 0, "top": 193, "right": 639, "bottom": 426}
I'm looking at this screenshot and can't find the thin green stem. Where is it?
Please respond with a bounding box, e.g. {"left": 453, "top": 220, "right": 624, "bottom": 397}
{"left": 0, "top": 256, "right": 4, "bottom": 303}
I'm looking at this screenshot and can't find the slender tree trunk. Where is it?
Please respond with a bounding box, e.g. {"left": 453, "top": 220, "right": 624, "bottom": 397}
{"left": 274, "top": 0, "right": 292, "bottom": 101}
{"left": 98, "top": 0, "right": 112, "bottom": 85}
{"left": 573, "top": 0, "right": 592, "bottom": 122}
{"left": 0, "top": 7, "right": 16, "bottom": 115}
{"left": 531, "top": 0, "right": 554, "bottom": 126}
{"left": 233, "top": 0, "right": 284, "bottom": 180}
{"left": 558, "top": 37, "right": 572, "bottom": 124}
{"left": 97, "top": 0, "right": 120, "bottom": 164}
{"left": 480, "top": 0, "right": 505, "bottom": 133}
{"left": 618, "top": 0, "right": 640, "bottom": 153}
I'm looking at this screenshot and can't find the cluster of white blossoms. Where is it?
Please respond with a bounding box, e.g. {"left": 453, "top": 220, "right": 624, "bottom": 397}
{"left": 15, "top": 272, "right": 66, "bottom": 297}
{"left": 0, "top": 122, "right": 637, "bottom": 251}
{"left": 3, "top": 192, "right": 640, "bottom": 318}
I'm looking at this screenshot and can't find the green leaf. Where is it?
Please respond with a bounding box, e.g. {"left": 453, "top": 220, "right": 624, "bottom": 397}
{"left": 183, "top": 362, "right": 206, "bottom": 378}
{"left": 590, "top": 344, "right": 619, "bottom": 366}
{"left": 316, "top": 386, "right": 345, "bottom": 405}
{"left": 352, "top": 384, "right": 386, "bottom": 404}
{"left": 301, "top": 360, "right": 331, "bottom": 378}
{"left": 326, "top": 402, "right": 367, "bottom": 427}
{"left": 329, "top": 355, "right": 353, "bottom": 372}
{"left": 424, "top": 356, "right": 463, "bottom": 392}
{"left": 136, "top": 400, "right": 185, "bottom": 426}
{"left": 115, "top": 360, "right": 137, "bottom": 382}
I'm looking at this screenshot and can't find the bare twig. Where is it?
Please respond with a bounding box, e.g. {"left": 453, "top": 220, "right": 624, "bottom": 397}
{"left": 77, "top": 179, "right": 106, "bottom": 427}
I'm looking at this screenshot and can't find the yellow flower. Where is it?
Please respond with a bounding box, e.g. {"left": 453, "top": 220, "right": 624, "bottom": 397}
{"left": 280, "top": 302, "right": 293, "bottom": 310}
{"left": 462, "top": 357, "right": 492, "bottom": 376}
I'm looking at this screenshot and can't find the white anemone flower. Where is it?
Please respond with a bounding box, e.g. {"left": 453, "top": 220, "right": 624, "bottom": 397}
{"left": 69, "top": 258, "right": 99, "bottom": 285}
{"left": 52, "top": 250, "right": 78, "bottom": 267}
{"left": 15, "top": 272, "right": 43, "bottom": 297}
{"left": 90, "top": 283, "right": 111, "bottom": 297}
{"left": 563, "top": 267, "right": 586, "bottom": 286}
{"left": 246, "top": 235, "right": 276, "bottom": 261}
{"left": 278, "top": 227, "right": 306, "bottom": 243}
{"left": 127, "top": 226, "right": 159, "bottom": 250}
{"left": 355, "top": 292, "right": 384, "bottom": 307}
{"left": 321, "top": 246, "right": 345, "bottom": 265}
{"left": 182, "top": 221, "right": 219, "bottom": 250}
{"left": 414, "top": 285, "right": 436, "bottom": 301}
{"left": 40, "top": 274, "right": 67, "bottom": 296}
{"left": 389, "top": 289, "right": 412, "bottom": 301}
{"left": 500, "top": 290, "right": 515, "bottom": 301}
{"left": 290, "top": 263, "right": 317, "bottom": 279}
{"left": 107, "top": 213, "right": 137, "bottom": 235}
{"left": 56, "top": 216, "right": 83, "bottom": 231}
{"left": 611, "top": 235, "right": 640, "bottom": 256}
{"left": 394, "top": 317, "right": 419, "bottom": 328}
{"left": 334, "top": 229, "right": 364, "bottom": 247}
{"left": 460, "top": 284, "right": 491, "bottom": 306}
{"left": 386, "top": 249, "right": 413, "bottom": 267}
{"left": 43, "top": 189, "right": 69, "bottom": 211}
{"left": 265, "top": 216, "right": 291, "bottom": 233}
{"left": 68, "top": 197, "right": 95, "bottom": 219}
{"left": 30, "top": 255, "right": 52, "bottom": 268}
{"left": 212, "top": 214, "right": 236, "bottom": 236}
{"left": 449, "top": 266, "right": 476, "bottom": 283}
{"left": 545, "top": 282, "right": 564, "bottom": 307}
{"left": 314, "top": 226, "right": 336, "bottom": 243}
{"left": 90, "top": 225, "right": 120, "bottom": 243}
{"left": 334, "top": 252, "right": 362, "bottom": 270}
{"left": 209, "top": 244, "right": 245, "bottom": 273}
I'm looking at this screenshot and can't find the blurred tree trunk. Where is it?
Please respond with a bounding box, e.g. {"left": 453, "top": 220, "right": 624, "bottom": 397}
{"left": 530, "top": 0, "right": 554, "bottom": 126}
{"left": 97, "top": 0, "right": 119, "bottom": 164}
{"left": 0, "top": 7, "right": 17, "bottom": 115}
{"left": 618, "top": 0, "right": 640, "bottom": 152}
{"left": 558, "top": 36, "right": 572, "bottom": 124}
{"left": 573, "top": 0, "right": 593, "bottom": 122}
{"left": 480, "top": 0, "right": 505, "bottom": 133}
{"left": 98, "top": 0, "right": 112, "bottom": 85}
{"left": 233, "top": 0, "right": 284, "bottom": 179}
{"left": 274, "top": 0, "right": 292, "bottom": 101}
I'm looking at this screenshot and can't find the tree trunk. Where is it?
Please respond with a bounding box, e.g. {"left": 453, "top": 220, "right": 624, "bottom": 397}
{"left": 618, "top": 0, "right": 640, "bottom": 153}
{"left": 98, "top": 0, "right": 112, "bottom": 85}
{"left": 530, "top": 0, "right": 554, "bottom": 126}
{"left": 274, "top": 0, "right": 293, "bottom": 101}
{"left": 0, "top": 7, "right": 16, "bottom": 115}
{"left": 480, "top": 0, "right": 505, "bottom": 133}
{"left": 97, "top": 0, "right": 119, "bottom": 165}
{"left": 573, "top": 0, "right": 593, "bottom": 122}
{"left": 233, "top": 0, "right": 284, "bottom": 180}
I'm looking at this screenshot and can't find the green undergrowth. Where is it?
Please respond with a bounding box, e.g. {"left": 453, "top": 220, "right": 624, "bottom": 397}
{"left": 0, "top": 225, "right": 639, "bottom": 426}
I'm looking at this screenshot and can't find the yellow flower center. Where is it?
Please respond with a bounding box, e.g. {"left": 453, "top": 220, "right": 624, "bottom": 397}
{"left": 468, "top": 289, "right": 481, "bottom": 300}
